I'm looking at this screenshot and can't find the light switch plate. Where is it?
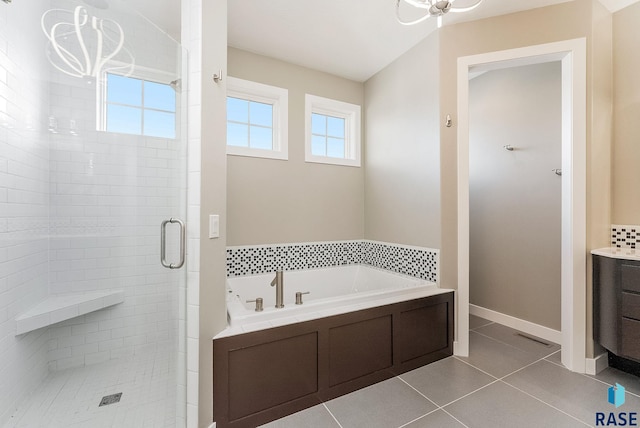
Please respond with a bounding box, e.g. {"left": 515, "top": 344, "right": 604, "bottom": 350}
{"left": 209, "top": 215, "right": 219, "bottom": 239}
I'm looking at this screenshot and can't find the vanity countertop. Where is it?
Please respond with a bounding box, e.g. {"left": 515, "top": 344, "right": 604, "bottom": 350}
{"left": 591, "top": 247, "right": 640, "bottom": 262}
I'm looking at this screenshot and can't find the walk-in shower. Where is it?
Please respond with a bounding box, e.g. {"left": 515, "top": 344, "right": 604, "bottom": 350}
{"left": 0, "top": 0, "right": 187, "bottom": 426}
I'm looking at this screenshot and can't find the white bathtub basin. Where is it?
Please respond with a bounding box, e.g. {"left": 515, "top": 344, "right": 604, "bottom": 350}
{"left": 225, "top": 264, "right": 451, "bottom": 329}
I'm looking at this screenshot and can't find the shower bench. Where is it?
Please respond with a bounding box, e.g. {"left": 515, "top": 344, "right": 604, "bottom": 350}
{"left": 14, "top": 290, "right": 124, "bottom": 335}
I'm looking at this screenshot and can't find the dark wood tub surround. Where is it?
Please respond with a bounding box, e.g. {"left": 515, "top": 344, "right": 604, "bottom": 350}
{"left": 213, "top": 291, "right": 454, "bottom": 428}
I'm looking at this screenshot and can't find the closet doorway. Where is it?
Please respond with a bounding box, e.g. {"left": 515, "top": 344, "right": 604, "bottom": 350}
{"left": 455, "top": 39, "right": 587, "bottom": 373}
{"left": 468, "top": 61, "right": 562, "bottom": 342}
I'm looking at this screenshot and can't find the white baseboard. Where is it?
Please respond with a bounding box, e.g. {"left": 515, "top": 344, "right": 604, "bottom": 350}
{"left": 453, "top": 341, "right": 467, "bottom": 357}
{"left": 585, "top": 352, "right": 608, "bottom": 375}
{"left": 469, "top": 304, "right": 562, "bottom": 345}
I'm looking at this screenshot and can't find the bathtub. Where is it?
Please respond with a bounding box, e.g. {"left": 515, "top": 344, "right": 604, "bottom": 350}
{"left": 225, "top": 264, "right": 449, "bottom": 328}
{"left": 215, "top": 265, "right": 454, "bottom": 427}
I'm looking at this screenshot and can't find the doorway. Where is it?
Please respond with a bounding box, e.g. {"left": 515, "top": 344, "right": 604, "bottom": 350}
{"left": 455, "top": 39, "right": 587, "bottom": 372}
{"left": 468, "top": 61, "right": 562, "bottom": 342}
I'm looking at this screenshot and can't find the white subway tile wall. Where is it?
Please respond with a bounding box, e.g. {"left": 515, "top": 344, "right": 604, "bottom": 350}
{"left": 182, "top": 0, "right": 203, "bottom": 425}
{"left": 46, "top": 129, "right": 184, "bottom": 371}
{"left": 1, "top": 1, "right": 188, "bottom": 426}
{"left": 44, "top": 0, "right": 185, "bottom": 369}
{"left": 0, "top": 1, "right": 53, "bottom": 424}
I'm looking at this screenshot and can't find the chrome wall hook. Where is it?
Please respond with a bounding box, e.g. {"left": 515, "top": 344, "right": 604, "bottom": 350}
{"left": 503, "top": 144, "right": 514, "bottom": 151}
{"left": 445, "top": 114, "right": 452, "bottom": 128}
{"left": 552, "top": 168, "right": 562, "bottom": 176}
{"left": 213, "top": 69, "right": 223, "bottom": 83}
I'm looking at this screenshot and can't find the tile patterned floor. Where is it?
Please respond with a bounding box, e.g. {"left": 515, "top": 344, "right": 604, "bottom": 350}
{"left": 4, "top": 350, "right": 178, "bottom": 428}
{"left": 6, "top": 317, "right": 639, "bottom": 427}
{"left": 262, "top": 315, "right": 640, "bottom": 428}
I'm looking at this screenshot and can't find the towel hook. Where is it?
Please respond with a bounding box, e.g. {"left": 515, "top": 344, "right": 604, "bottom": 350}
{"left": 503, "top": 144, "right": 514, "bottom": 151}
{"left": 552, "top": 168, "right": 562, "bottom": 176}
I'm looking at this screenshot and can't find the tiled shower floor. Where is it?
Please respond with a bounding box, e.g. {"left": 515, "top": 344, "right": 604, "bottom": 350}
{"left": 4, "top": 350, "right": 177, "bottom": 428}
{"left": 262, "top": 316, "right": 640, "bottom": 428}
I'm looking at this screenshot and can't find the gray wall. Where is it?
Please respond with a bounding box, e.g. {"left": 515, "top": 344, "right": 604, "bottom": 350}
{"left": 468, "top": 62, "right": 562, "bottom": 330}
{"left": 437, "top": 0, "right": 612, "bottom": 357}
{"left": 227, "top": 48, "right": 365, "bottom": 246}
{"left": 363, "top": 33, "right": 441, "bottom": 250}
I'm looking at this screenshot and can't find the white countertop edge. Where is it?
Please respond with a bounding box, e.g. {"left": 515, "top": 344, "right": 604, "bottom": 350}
{"left": 591, "top": 247, "right": 640, "bottom": 261}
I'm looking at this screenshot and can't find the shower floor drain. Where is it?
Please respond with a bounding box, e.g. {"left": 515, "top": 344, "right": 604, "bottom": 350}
{"left": 99, "top": 393, "right": 122, "bottom": 407}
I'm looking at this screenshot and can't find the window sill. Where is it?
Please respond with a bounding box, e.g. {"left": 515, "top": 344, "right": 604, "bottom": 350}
{"left": 305, "top": 155, "right": 360, "bottom": 167}
{"left": 227, "top": 146, "right": 288, "bottom": 161}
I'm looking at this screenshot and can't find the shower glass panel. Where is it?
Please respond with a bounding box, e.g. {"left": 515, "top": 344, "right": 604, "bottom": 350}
{"left": 0, "top": 0, "right": 187, "bottom": 426}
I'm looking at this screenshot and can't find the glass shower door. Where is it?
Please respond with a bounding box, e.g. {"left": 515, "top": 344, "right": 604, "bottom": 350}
{"left": 1, "top": 0, "right": 188, "bottom": 425}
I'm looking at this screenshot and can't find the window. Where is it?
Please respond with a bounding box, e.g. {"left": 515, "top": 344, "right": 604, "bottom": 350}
{"left": 311, "top": 113, "right": 346, "bottom": 158}
{"left": 103, "top": 72, "right": 176, "bottom": 138}
{"left": 305, "top": 94, "right": 361, "bottom": 167}
{"left": 226, "top": 77, "right": 288, "bottom": 160}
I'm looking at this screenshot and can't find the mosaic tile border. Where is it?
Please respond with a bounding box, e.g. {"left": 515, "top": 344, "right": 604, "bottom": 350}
{"left": 612, "top": 225, "right": 640, "bottom": 249}
{"left": 226, "top": 241, "right": 363, "bottom": 277}
{"left": 226, "top": 240, "right": 439, "bottom": 283}
{"left": 363, "top": 241, "right": 438, "bottom": 282}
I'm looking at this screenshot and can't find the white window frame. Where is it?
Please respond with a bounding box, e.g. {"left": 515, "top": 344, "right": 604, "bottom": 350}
{"left": 226, "top": 77, "right": 288, "bottom": 160}
{"left": 305, "top": 94, "right": 361, "bottom": 167}
{"left": 98, "top": 64, "right": 179, "bottom": 138}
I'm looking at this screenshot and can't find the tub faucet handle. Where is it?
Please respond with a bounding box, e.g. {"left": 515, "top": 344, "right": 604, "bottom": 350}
{"left": 295, "top": 291, "right": 310, "bottom": 305}
{"left": 246, "top": 297, "right": 263, "bottom": 312}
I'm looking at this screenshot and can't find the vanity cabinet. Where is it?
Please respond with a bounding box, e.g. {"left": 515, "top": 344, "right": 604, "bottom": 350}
{"left": 593, "top": 254, "right": 640, "bottom": 363}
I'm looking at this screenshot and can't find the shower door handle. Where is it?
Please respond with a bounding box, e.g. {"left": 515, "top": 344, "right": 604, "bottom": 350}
{"left": 161, "top": 218, "right": 186, "bottom": 269}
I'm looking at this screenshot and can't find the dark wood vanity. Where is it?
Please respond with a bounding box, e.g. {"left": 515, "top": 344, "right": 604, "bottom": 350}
{"left": 593, "top": 250, "right": 640, "bottom": 370}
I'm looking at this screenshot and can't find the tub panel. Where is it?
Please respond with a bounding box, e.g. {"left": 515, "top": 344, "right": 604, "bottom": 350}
{"left": 213, "top": 292, "right": 454, "bottom": 428}
{"left": 227, "top": 332, "right": 318, "bottom": 421}
{"left": 328, "top": 315, "right": 392, "bottom": 387}
{"left": 396, "top": 302, "right": 449, "bottom": 364}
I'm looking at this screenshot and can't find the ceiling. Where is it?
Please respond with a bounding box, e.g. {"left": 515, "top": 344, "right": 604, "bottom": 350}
{"left": 126, "top": 0, "right": 181, "bottom": 41}
{"left": 129, "top": 0, "right": 639, "bottom": 82}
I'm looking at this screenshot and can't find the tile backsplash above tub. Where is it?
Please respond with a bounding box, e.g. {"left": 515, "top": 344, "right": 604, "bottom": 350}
{"left": 226, "top": 240, "right": 439, "bottom": 283}
{"left": 362, "top": 241, "right": 438, "bottom": 282}
{"left": 612, "top": 225, "right": 640, "bottom": 249}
